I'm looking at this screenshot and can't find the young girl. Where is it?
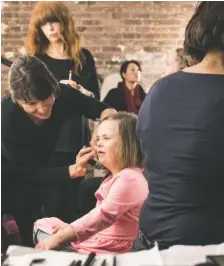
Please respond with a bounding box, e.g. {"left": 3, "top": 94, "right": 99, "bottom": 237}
{"left": 34, "top": 112, "right": 149, "bottom": 254}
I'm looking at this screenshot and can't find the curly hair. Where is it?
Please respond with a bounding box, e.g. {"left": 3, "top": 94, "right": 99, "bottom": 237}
{"left": 175, "top": 48, "right": 198, "bottom": 69}
{"left": 24, "top": 1, "right": 84, "bottom": 73}
{"left": 184, "top": 1, "right": 224, "bottom": 61}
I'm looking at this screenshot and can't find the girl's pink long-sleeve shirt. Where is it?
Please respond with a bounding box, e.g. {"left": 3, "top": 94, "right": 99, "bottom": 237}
{"left": 35, "top": 168, "right": 149, "bottom": 254}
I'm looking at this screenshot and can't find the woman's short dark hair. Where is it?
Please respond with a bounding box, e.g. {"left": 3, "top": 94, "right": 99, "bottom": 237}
{"left": 120, "top": 60, "right": 142, "bottom": 81}
{"left": 9, "top": 56, "right": 60, "bottom": 103}
{"left": 184, "top": 2, "right": 224, "bottom": 61}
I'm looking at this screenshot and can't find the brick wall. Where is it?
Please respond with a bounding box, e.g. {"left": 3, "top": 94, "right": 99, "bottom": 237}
{"left": 1, "top": 1, "right": 196, "bottom": 96}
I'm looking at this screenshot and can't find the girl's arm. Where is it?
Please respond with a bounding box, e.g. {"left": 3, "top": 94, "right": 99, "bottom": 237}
{"left": 70, "top": 170, "right": 147, "bottom": 242}
{"left": 35, "top": 225, "right": 77, "bottom": 250}
{"left": 36, "top": 170, "right": 147, "bottom": 250}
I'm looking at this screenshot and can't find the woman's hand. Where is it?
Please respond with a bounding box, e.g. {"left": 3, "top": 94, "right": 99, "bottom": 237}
{"left": 59, "top": 79, "right": 78, "bottom": 89}
{"left": 90, "top": 128, "right": 98, "bottom": 153}
{"left": 77, "top": 84, "right": 94, "bottom": 98}
{"left": 100, "top": 108, "right": 117, "bottom": 121}
{"left": 59, "top": 80, "right": 94, "bottom": 98}
{"left": 69, "top": 146, "right": 96, "bottom": 179}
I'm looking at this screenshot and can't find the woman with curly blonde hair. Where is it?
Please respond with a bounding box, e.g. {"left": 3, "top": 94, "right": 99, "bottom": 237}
{"left": 25, "top": 1, "right": 101, "bottom": 222}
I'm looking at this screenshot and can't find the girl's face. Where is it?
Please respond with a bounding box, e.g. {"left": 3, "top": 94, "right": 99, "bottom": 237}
{"left": 41, "top": 22, "right": 62, "bottom": 43}
{"left": 96, "top": 120, "right": 120, "bottom": 174}
{"left": 122, "top": 63, "right": 141, "bottom": 83}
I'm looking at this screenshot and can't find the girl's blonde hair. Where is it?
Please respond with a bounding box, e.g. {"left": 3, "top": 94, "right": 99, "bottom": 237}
{"left": 24, "top": 1, "right": 84, "bottom": 73}
{"left": 99, "top": 112, "right": 143, "bottom": 172}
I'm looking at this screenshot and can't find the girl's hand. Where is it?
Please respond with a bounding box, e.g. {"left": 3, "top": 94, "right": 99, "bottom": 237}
{"left": 35, "top": 226, "right": 77, "bottom": 250}
{"left": 69, "top": 146, "right": 96, "bottom": 178}
{"left": 35, "top": 234, "right": 62, "bottom": 251}
{"left": 52, "top": 222, "right": 69, "bottom": 234}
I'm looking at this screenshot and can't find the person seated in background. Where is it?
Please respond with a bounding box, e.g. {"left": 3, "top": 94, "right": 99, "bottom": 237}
{"left": 164, "top": 47, "right": 198, "bottom": 75}
{"left": 1, "top": 55, "right": 114, "bottom": 247}
{"left": 134, "top": 1, "right": 224, "bottom": 251}
{"left": 34, "top": 112, "right": 149, "bottom": 254}
{"left": 103, "top": 60, "right": 146, "bottom": 114}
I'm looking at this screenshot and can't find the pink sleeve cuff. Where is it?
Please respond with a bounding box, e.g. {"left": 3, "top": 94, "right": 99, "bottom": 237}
{"left": 70, "top": 221, "right": 87, "bottom": 242}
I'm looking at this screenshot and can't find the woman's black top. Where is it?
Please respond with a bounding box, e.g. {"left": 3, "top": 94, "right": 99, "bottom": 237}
{"left": 36, "top": 48, "right": 100, "bottom": 157}
{"left": 1, "top": 84, "right": 108, "bottom": 212}
{"left": 103, "top": 82, "right": 146, "bottom": 113}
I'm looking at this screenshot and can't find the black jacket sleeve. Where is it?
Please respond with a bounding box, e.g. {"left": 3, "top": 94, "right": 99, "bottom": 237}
{"left": 103, "top": 88, "right": 122, "bottom": 111}
{"left": 82, "top": 48, "right": 100, "bottom": 100}
{"left": 2, "top": 125, "right": 70, "bottom": 186}
{"left": 2, "top": 158, "right": 69, "bottom": 186}
{"left": 58, "top": 84, "right": 110, "bottom": 120}
{"left": 1, "top": 99, "right": 69, "bottom": 186}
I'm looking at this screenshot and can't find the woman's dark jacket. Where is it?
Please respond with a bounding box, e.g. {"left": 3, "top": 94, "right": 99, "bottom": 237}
{"left": 103, "top": 82, "right": 146, "bottom": 112}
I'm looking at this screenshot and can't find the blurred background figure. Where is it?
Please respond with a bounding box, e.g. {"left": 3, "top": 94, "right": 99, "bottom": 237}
{"left": 164, "top": 47, "right": 198, "bottom": 75}
{"left": 103, "top": 60, "right": 146, "bottom": 114}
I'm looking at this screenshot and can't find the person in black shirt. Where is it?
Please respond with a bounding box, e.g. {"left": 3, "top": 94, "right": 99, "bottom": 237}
{"left": 24, "top": 2, "right": 101, "bottom": 222}
{"left": 135, "top": 1, "right": 224, "bottom": 250}
{"left": 25, "top": 2, "right": 99, "bottom": 98}
{"left": 103, "top": 60, "right": 146, "bottom": 114}
{"left": 1, "top": 55, "right": 113, "bottom": 247}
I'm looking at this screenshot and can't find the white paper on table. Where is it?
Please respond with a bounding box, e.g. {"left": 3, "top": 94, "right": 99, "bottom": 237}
{"left": 116, "top": 243, "right": 164, "bottom": 266}
{"left": 160, "top": 242, "right": 224, "bottom": 266}
{"left": 6, "top": 244, "right": 163, "bottom": 266}
{"left": 5, "top": 243, "right": 224, "bottom": 266}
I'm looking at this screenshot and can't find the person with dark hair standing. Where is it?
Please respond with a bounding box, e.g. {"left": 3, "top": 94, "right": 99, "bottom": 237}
{"left": 1, "top": 56, "right": 113, "bottom": 247}
{"left": 103, "top": 60, "right": 146, "bottom": 114}
{"left": 134, "top": 1, "right": 224, "bottom": 250}
{"left": 24, "top": 1, "right": 101, "bottom": 222}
